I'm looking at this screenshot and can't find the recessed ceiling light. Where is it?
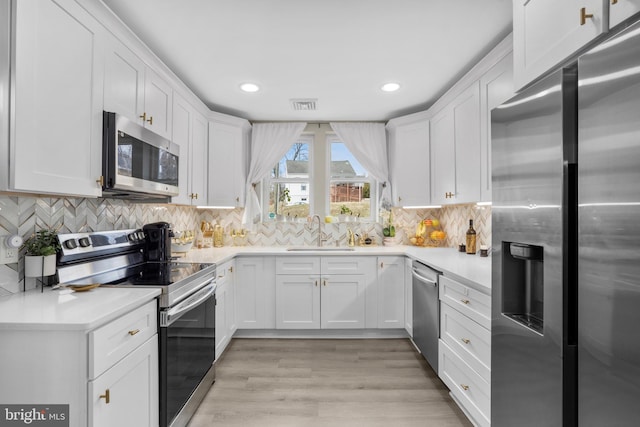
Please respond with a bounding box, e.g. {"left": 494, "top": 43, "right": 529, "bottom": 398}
{"left": 240, "top": 83, "right": 260, "bottom": 93}
{"left": 381, "top": 82, "right": 400, "bottom": 92}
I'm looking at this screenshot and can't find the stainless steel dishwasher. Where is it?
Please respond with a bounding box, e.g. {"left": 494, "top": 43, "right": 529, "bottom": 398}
{"left": 412, "top": 260, "right": 440, "bottom": 373}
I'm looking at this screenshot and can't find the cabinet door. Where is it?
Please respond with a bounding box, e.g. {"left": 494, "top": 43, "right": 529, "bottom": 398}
{"left": 513, "top": 0, "right": 606, "bottom": 90}
{"left": 389, "top": 120, "right": 431, "bottom": 207}
{"left": 103, "top": 38, "right": 145, "bottom": 124}
{"left": 430, "top": 107, "right": 455, "bottom": 205}
{"left": 377, "top": 256, "right": 405, "bottom": 328}
{"left": 143, "top": 68, "right": 172, "bottom": 139}
{"left": 235, "top": 257, "right": 276, "bottom": 329}
{"left": 479, "top": 53, "right": 514, "bottom": 202}
{"left": 320, "top": 274, "right": 366, "bottom": 329}
{"left": 208, "top": 120, "right": 245, "bottom": 207}
{"left": 610, "top": 0, "right": 640, "bottom": 27}
{"left": 171, "top": 93, "right": 192, "bottom": 205}
{"left": 11, "top": 0, "right": 104, "bottom": 197}
{"left": 276, "top": 274, "right": 320, "bottom": 329}
{"left": 404, "top": 257, "right": 413, "bottom": 335}
{"left": 226, "top": 260, "right": 237, "bottom": 336}
{"left": 215, "top": 277, "right": 228, "bottom": 359}
{"left": 453, "top": 82, "right": 481, "bottom": 204}
{"left": 90, "top": 335, "right": 159, "bottom": 427}
{"left": 191, "top": 111, "right": 209, "bottom": 205}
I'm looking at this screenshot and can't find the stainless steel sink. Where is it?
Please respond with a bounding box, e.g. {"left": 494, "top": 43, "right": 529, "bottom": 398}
{"left": 286, "top": 247, "right": 355, "bottom": 251}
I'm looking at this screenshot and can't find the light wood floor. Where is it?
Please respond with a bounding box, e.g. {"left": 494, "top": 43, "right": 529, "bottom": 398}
{"left": 187, "top": 338, "right": 473, "bottom": 427}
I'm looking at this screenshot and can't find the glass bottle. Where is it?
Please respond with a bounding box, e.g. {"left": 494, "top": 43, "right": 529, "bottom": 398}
{"left": 466, "top": 219, "right": 476, "bottom": 255}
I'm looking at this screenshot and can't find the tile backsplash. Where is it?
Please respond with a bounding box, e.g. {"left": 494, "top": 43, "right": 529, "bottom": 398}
{"left": 0, "top": 194, "right": 491, "bottom": 294}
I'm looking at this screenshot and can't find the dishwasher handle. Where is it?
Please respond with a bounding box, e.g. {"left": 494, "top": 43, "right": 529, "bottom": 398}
{"left": 412, "top": 268, "right": 438, "bottom": 287}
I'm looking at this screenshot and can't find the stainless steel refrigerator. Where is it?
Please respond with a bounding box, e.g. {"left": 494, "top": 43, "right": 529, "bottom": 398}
{"left": 491, "top": 18, "right": 640, "bottom": 427}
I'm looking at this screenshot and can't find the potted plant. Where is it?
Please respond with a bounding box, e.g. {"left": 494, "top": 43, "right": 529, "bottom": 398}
{"left": 22, "top": 229, "right": 61, "bottom": 277}
{"left": 338, "top": 205, "right": 352, "bottom": 222}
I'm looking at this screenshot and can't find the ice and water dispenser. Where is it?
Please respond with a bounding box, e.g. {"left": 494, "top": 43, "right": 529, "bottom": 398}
{"left": 502, "top": 242, "right": 544, "bottom": 334}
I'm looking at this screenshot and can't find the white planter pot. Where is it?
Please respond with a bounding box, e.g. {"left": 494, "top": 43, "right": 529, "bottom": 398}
{"left": 24, "top": 254, "right": 56, "bottom": 277}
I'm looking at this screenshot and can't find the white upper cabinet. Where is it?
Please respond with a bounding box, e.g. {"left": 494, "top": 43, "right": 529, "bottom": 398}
{"left": 430, "top": 107, "right": 456, "bottom": 205}
{"left": 479, "top": 52, "right": 514, "bottom": 202}
{"left": 9, "top": 0, "right": 104, "bottom": 197}
{"left": 208, "top": 117, "right": 249, "bottom": 207}
{"left": 103, "top": 40, "right": 172, "bottom": 139}
{"left": 513, "top": 0, "right": 607, "bottom": 90}
{"left": 610, "top": 0, "right": 640, "bottom": 27}
{"left": 172, "top": 93, "right": 208, "bottom": 205}
{"left": 143, "top": 68, "right": 172, "bottom": 139}
{"left": 431, "top": 82, "right": 481, "bottom": 205}
{"left": 103, "top": 37, "right": 145, "bottom": 124}
{"left": 387, "top": 116, "right": 431, "bottom": 207}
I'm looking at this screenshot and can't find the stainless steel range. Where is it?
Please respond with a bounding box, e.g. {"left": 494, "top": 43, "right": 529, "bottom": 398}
{"left": 56, "top": 223, "right": 216, "bottom": 427}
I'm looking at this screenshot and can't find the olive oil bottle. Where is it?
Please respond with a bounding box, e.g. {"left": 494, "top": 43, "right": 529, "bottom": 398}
{"left": 466, "top": 219, "right": 476, "bottom": 255}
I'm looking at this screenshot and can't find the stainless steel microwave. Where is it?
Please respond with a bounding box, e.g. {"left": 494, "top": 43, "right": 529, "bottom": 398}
{"left": 102, "top": 111, "right": 179, "bottom": 200}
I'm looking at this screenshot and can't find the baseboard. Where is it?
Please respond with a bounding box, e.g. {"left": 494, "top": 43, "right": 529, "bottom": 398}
{"left": 232, "top": 328, "right": 410, "bottom": 339}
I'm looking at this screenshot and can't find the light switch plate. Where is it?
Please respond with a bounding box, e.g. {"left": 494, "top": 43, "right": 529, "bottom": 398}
{"left": 0, "top": 235, "right": 19, "bottom": 264}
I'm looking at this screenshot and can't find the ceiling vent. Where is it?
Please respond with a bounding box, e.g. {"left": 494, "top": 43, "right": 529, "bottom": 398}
{"left": 290, "top": 98, "right": 318, "bottom": 111}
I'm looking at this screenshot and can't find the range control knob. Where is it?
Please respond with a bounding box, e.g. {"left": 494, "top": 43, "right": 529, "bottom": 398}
{"left": 137, "top": 231, "right": 146, "bottom": 240}
{"left": 128, "top": 233, "right": 138, "bottom": 242}
{"left": 63, "top": 239, "right": 78, "bottom": 250}
{"left": 78, "top": 237, "right": 91, "bottom": 248}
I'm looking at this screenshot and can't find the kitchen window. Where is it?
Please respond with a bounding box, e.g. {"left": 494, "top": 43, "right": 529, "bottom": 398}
{"left": 265, "top": 135, "right": 312, "bottom": 219}
{"left": 328, "top": 136, "right": 375, "bottom": 219}
{"left": 262, "top": 125, "right": 377, "bottom": 221}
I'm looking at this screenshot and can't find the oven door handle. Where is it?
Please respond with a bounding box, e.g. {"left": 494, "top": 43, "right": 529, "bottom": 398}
{"left": 161, "top": 280, "right": 216, "bottom": 327}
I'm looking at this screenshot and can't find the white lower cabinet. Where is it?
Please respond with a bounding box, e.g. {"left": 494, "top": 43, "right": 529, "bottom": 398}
{"left": 215, "top": 259, "right": 236, "bottom": 358}
{"left": 438, "top": 275, "right": 491, "bottom": 427}
{"left": 377, "top": 256, "right": 405, "bottom": 328}
{"left": 275, "top": 256, "right": 375, "bottom": 329}
{"left": 235, "top": 256, "right": 276, "bottom": 329}
{"left": 0, "top": 298, "right": 158, "bottom": 427}
{"left": 89, "top": 335, "right": 159, "bottom": 427}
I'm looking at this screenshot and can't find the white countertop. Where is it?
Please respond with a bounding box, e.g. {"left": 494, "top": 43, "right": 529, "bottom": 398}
{"left": 178, "top": 245, "right": 492, "bottom": 293}
{"left": 0, "top": 287, "right": 160, "bottom": 331}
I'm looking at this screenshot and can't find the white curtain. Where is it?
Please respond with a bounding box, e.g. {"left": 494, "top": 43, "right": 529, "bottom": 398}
{"left": 242, "top": 122, "right": 307, "bottom": 229}
{"left": 329, "top": 122, "right": 391, "bottom": 206}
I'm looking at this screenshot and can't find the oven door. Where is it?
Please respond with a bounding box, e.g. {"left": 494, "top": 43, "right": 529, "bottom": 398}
{"left": 159, "top": 282, "right": 216, "bottom": 427}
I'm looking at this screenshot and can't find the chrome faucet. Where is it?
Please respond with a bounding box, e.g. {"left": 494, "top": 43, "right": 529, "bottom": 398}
{"left": 311, "top": 215, "right": 327, "bottom": 247}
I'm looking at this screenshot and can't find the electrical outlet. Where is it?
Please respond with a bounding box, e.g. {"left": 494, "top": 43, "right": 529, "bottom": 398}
{"left": 0, "top": 235, "right": 20, "bottom": 264}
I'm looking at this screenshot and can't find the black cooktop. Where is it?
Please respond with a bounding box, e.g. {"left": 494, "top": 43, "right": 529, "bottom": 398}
{"left": 111, "top": 262, "right": 214, "bottom": 287}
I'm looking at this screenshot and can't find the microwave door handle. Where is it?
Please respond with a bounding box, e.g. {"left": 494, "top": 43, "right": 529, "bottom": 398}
{"left": 161, "top": 281, "right": 216, "bottom": 327}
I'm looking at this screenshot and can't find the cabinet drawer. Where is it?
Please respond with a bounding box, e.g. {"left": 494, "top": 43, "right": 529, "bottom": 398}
{"left": 321, "top": 256, "right": 374, "bottom": 275}
{"left": 439, "top": 275, "right": 490, "bottom": 329}
{"left": 90, "top": 300, "right": 157, "bottom": 378}
{"left": 439, "top": 340, "right": 490, "bottom": 427}
{"left": 276, "top": 256, "right": 320, "bottom": 274}
{"left": 440, "top": 303, "right": 490, "bottom": 382}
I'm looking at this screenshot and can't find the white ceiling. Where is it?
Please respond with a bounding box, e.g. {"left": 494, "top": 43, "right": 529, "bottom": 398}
{"left": 102, "top": 0, "right": 513, "bottom": 122}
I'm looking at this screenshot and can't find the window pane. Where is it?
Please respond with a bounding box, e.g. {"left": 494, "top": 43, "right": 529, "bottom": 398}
{"left": 268, "top": 182, "right": 310, "bottom": 218}
{"left": 330, "top": 142, "right": 367, "bottom": 179}
{"left": 271, "top": 142, "right": 310, "bottom": 179}
{"left": 329, "top": 181, "right": 370, "bottom": 217}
